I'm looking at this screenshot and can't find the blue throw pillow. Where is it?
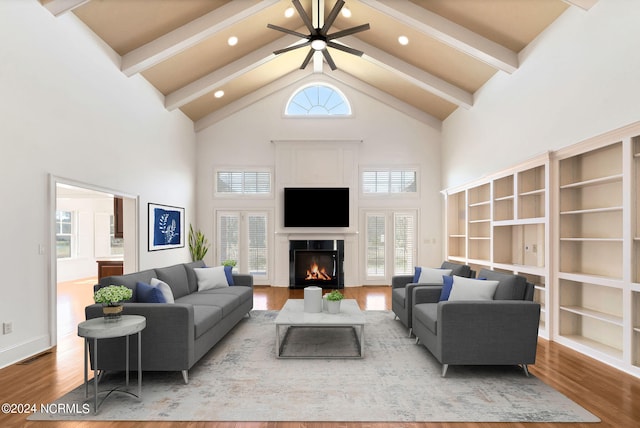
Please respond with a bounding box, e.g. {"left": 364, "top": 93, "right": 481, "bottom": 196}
{"left": 136, "top": 281, "right": 167, "bottom": 303}
{"left": 439, "top": 276, "right": 454, "bottom": 301}
{"left": 224, "top": 265, "right": 235, "bottom": 286}
{"left": 413, "top": 266, "right": 422, "bottom": 283}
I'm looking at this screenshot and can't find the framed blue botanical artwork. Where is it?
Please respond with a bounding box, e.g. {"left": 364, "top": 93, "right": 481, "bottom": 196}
{"left": 148, "top": 203, "right": 185, "bottom": 251}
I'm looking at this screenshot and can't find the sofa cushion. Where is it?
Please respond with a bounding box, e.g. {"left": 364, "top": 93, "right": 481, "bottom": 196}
{"left": 441, "top": 261, "right": 472, "bottom": 278}
{"left": 413, "top": 303, "right": 438, "bottom": 335}
{"left": 200, "top": 285, "right": 254, "bottom": 304}
{"left": 155, "top": 264, "right": 191, "bottom": 299}
{"left": 478, "top": 269, "right": 527, "bottom": 300}
{"left": 448, "top": 276, "right": 499, "bottom": 301}
{"left": 183, "top": 260, "right": 206, "bottom": 294}
{"left": 392, "top": 287, "right": 406, "bottom": 307}
{"left": 192, "top": 305, "right": 223, "bottom": 339}
{"left": 176, "top": 292, "right": 241, "bottom": 317}
{"left": 194, "top": 266, "right": 230, "bottom": 291}
{"left": 98, "top": 269, "right": 156, "bottom": 302}
{"left": 136, "top": 281, "right": 167, "bottom": 303}
{"left": 150, "top": 278, "right": 175, "bottom": 303}
{"left": 418, "top": 267, "right": 452, "bottom": 284}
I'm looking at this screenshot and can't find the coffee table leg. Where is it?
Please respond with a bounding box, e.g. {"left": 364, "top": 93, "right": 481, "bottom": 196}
{"left": 125, "top": 334, "right": 130, "bottom": 386}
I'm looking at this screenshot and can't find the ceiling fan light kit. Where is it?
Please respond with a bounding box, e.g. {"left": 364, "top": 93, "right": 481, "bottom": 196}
{"left": 268, "top": 0, "right": 370, "bottom": 70}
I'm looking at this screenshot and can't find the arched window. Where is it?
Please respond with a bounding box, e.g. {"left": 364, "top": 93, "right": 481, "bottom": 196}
{"left": 285, "top": 83, "right": 351, "bottom": 116}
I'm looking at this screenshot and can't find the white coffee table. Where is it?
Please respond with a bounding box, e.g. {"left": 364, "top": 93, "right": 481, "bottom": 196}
{"left": 275, "top": 299, "right": 365, "bottom": 358}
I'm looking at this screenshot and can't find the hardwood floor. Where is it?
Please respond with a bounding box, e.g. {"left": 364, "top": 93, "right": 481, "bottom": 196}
{"left": 1, "top": 282, "right": 639, "bottom": 428}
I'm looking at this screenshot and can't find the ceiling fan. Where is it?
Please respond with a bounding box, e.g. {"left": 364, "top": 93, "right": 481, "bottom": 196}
{"left": 267, "top": 0, "right": 370, "bottom": 70}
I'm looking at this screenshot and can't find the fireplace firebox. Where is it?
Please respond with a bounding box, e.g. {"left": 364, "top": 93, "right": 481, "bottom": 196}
{"left": 289, "top": 240, "right": 344, "bottom": 289}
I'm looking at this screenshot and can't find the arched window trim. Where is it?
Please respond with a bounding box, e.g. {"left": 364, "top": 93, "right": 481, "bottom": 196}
{"left": 284, "top": 82, "right": 352, "bottom": 117}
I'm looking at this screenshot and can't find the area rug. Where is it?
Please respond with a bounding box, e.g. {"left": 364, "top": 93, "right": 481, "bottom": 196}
{"left": 30, "top": 310, "right": 599, "bottom": 422}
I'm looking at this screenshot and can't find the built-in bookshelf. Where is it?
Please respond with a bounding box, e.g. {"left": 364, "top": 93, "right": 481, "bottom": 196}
{"left": 444, "top": 121, "right": 640, "bottom": 378}
{"left": 553, "top": 122, "right": 640, "bottom": 378}
{"left": 443, "top": 153, "right": 550, "bottom": 338}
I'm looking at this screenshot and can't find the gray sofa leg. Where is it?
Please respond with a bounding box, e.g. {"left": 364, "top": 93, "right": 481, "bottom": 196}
{"left": 408, "top": 328, "right": 412, "bottom": 337}
{"left": 415, "top": 337, "right": 420, "bottom": 345}
{"left": 441, "top": 364, "right": 449, "bottom": 377}
{"left": 182, "top": 370, "right": 189, "bottom": 384}
{"left": 522, "top": 364, "right": 530, "bottom": 377}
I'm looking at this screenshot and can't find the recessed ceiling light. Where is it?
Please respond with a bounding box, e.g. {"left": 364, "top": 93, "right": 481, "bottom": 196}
{"left": 227, "top": 36, "right": 238, "bottom": 46}
{"left": 341, "top": 7, "right": 352, "bottom": 18}
{"left": 214, "top": 90, "right": 224, "bottom": 98}
{"left": 284, "top": 7, "right": 295, "bottom": 18}
{"left": 398, "top": 35, "right": 409, "bottom": 46}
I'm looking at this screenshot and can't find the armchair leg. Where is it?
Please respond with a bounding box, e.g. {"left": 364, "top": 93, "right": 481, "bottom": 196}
{"left": 182, "top": 370, "right": 189, "bottom": 384}
{"left": 415, "top": 337, "right": 420, "bottom": 345}
{"left": 408, "top": 328, "right": 412, "bottom": 337}
{"left": 441, "top": 364, "right": 449, "bottom": 377}
{"left": 522, "top": 364, "right": 530, "bottom": 377}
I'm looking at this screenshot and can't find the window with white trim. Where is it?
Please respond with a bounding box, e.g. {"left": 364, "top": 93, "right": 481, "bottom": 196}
{"left": 56, "top": 210, "right": 73, "bottom": 258}
{"left": 362, "top": 169, "right": 417, "bottom": 194}
{"left": 215, "top": 170, "right": 272, "bottom": 195}
{"left": 363, "top": 210, "right": 417, "bottom": 280}
{"left": 216, "top": 211, "right": 269, "bottom": 278}
{"left": 285, "top": 83, "right": 351, "bottom": 116}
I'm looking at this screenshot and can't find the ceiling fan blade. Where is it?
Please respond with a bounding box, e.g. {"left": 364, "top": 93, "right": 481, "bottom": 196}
{"left": 300, "top": 48, "right": 315, "bottom": 69}
{"left": 320, "top": 0, "right": 345, "bottom": 35}
{"left": 292, "top": 0, "right": 315, "bottom": 34}
{"left": 274, "top": 41, "right": 311, "bottom": 55}
{"left": 322, "top": 49, "right": 338, "bottom": 71}
{"left": 327, "top": 41, "right": 364, "bottom": 57}
{"left": 267, "top": 23, "right": 308, "bottom": 39}
{"left": 327, "top": 23, "right": 371, "bottom": 40}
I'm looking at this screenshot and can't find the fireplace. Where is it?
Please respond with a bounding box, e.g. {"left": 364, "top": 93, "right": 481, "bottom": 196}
{"left": 289, "top": 240, "right": 344, "bottom": 289}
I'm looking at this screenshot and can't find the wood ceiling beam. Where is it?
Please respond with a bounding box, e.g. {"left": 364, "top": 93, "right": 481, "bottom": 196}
{"left": 195, "top": 69, "right": 311, "bottom": 132}
{"left": 121, "top": 0, "right": 279, "bottom": 77}
{"left": 43, "top": 0, "right": 90, "bottom": 17}
{"left": 359, "top": 0, "right": 519, "bottom": 74}
{"left": 165, "top": 34, "right": 301, "bottom": 111}
{"left": 562, "top": 0, "right": 599, "bottom": 10}
{"left": 340, "top": 36, "right": 473, "bottom": 109}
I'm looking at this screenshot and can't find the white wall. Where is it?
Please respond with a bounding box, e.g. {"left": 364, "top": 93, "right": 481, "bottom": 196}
{"left": 196, "top": 74, "right": 442, "bottom": 285}
{"left": 0, "top": 1, "right": 197, "bottom": 368}
{"left": 442, "top": 0, "right": 640, "bottom": 189}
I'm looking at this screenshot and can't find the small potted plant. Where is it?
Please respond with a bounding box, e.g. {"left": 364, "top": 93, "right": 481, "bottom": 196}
{"left": 94, "top": 285, "right": 132, "bottom": 322}
{"left": 325, "top": 289, "right": 344, "bottom": 314}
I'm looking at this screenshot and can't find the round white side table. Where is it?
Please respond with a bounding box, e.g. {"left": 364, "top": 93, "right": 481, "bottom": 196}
{"left": 77, "top": 314, "right": 146, "bottom": 413}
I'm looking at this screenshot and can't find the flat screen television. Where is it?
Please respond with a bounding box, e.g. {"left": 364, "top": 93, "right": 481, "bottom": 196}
{"left": 284, "top": 187, "right": 349, "bottom": 227}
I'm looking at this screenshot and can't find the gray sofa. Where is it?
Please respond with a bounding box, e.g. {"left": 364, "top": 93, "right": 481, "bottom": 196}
{"left": 392, "top": 261, "right": 472, "bottom": 336}
{"left": 86, "top": 260, "right": 253, "bottom": 383}
{"left": 411, "top": 268, "right": 540, "bottom": 377}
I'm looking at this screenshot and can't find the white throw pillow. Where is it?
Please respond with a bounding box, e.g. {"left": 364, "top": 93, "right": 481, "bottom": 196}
{"left": 150, "top": 278, "right": 175, "bottom": 303}
{"left": 194, "top": 266, "right": 229, "bottom": 291}
{"left": 448, "top": 275, "right": 499, "bottom": 301}
{"left": 417, "top": 268, "right": 452, "bottom": 284}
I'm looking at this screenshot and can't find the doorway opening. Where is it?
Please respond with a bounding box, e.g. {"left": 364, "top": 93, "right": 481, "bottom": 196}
{"left": 52, "top": 178, "right": 138, "bottom": 353}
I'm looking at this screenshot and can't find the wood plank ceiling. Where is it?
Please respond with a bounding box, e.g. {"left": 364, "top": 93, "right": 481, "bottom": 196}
{"left": 40, "top": 0, "right": 597, "bottom": 131}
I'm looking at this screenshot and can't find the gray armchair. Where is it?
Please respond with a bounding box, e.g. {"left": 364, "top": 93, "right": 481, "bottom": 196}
{"left": 391, "top": 261, "right": 472, "bottom": 336}
{"left": 411, "top": 269, "right": 540, "bottom": 377}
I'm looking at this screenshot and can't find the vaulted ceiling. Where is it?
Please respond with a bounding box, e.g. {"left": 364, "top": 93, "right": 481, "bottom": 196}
{"left": 40, "top": 0, "right": 598, "bottom": 131}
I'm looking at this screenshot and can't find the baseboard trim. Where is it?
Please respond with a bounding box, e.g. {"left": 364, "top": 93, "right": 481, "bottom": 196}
{"left": 0, "top": 334, "right": 51, "bottom": 370}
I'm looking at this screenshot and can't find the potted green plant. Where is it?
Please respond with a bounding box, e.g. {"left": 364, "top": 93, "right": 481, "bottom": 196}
{"left": 222, "top": 260, "right": 237, "bottom": 268}
{"left": 94, "top": 285, "right": 132, "bottom": 322}
{"left": 325, "top": 289, "right": 344, "bottom": 314}
{"left": 188, "top": 224, "right": 210, "bottom": 262}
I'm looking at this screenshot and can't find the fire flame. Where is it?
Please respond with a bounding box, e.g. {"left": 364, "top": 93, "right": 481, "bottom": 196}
{"left": 305, "top": 261, "right": 332, "bottom": 281}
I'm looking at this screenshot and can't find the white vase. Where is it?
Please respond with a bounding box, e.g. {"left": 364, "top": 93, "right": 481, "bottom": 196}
{"left": 326, "top": 300, "right": 341, "bottom": 314}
